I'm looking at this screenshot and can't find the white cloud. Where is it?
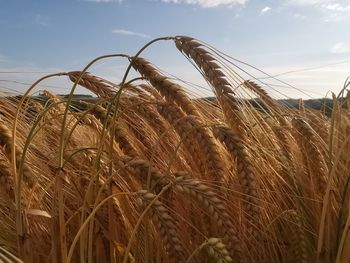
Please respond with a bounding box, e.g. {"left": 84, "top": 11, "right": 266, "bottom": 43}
{"left": 324, "top": 3, "right": 350, "bottom": 11}
{"left": 160, "top": 0, "right": 248, "bottom": 8}
{"left": 286, "top": 0, "right": 350, "bottom": 9}
{"left": 260, "top": 6, "right": 271, "bottom": 15}
{"left": 0, "top": 54, "right": 8, "bottom": 63}
{"left": 35, "top": 14, "right": 48, "bottom": 26}
{"left": 324, "top": 13, "right": 342, "bottom": 21}
{"left": 330, "top": 42, "right": 350, "bottom": 54}
{"left": 287, "top": 0, "right": 331, "bottom": 5}
{"left": 112, "top": 29, "right": 151, "bottom": 39}
{"left": 293, "top": 13, "right": 307, "bottom": 19}
{"left": 82, "top": 0, "right": 123, "bottom": 3}
{"left": 285, "top": 0, "right": 350, "bottom": 21}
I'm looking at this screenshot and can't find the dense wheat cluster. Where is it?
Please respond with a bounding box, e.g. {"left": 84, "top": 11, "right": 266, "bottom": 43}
{"left": 0, "top": 36, "right": 349, "bottom": 263}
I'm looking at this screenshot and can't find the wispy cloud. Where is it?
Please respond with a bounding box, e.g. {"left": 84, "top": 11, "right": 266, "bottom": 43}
{"left": 0, "top": 54, "right": 9, "bottom": 63}
{"left": 293, "top": 13, "right": 307, "bottom": 19}
{"left": 260, "top": 6, "right": 271, "bottom": 15}
{"left": 82, "top": 0, "right": 123, "bottom": 3}
{"left": 35, "top": 14, "right": 48, "bottom": 26}
{"left": 287, "top": 0, "right": 330, "bottom": 5}
{"left": 285, "top": 0, "right": 350, "bottom": 21}
{"left": 159, "top": 0, "right": 248, "bottom": 8}
{"left": 330, "top": 42, "right": 350, "bottom": 54}
{"left": 286, "top": 0, "right": 350, "bottom": 9}
{"left": 112, "top": 29, "right": 151, "bottom": 39}
{"left": 324, "top": 3, "right": 350, "bottom": 11}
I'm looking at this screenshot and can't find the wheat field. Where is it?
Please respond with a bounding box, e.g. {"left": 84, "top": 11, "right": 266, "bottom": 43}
{"left": 0, "top": 36, "right": 349, "bottom": 263}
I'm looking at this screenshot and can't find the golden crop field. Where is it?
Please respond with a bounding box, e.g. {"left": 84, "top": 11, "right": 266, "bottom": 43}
{"left": 0, "top": 36, "right": 349, "bottom": 263}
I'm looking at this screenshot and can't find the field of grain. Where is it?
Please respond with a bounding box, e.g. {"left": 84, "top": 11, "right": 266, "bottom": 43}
{"left": 0, "top": 36, "right": 349, "bottom": 263}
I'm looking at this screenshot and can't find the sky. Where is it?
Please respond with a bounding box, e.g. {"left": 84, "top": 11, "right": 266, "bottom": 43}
{"left": 0, "top": 0, "right": 350, "bottom": 98}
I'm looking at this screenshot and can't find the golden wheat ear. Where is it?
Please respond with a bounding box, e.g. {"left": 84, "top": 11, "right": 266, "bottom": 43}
{"left": 68, "top": 71, "right": 116, "bottom": 98}
{"left": 130, "top": 56, "right": 200, "bottom": 117}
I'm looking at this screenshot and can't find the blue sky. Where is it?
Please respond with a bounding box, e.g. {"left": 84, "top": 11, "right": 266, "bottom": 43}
{"left": 1, "top": 0, "right": 350, "bottom": 98}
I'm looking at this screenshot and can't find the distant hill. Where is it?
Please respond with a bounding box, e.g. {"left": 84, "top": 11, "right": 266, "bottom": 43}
{"left": 8, "top": 94, "right": 347, "bottom": 118}
{"left": 203, "top": 97, "right": 344, "bottom": 117}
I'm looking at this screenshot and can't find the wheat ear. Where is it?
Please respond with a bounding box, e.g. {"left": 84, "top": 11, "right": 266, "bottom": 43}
{"left": 242, "top": 80, "right": 278, "bottom": 110}
{"left": 68, "top": 71, "right": 115, "bottom": 98}
{"left": 0, "top": 121, "right": 34, "bottom": 187}
{"left": 174, "top": 36, "right": 245, "bottom": 136}
{"left": 137, "top": 190, "right": 185, "bottom": 262}
{"left": 131, "top": 57, "right": 200, "bottom": 116}
{"left": 213, "top": 125, "right": 259, "bottom": 237}
{"left": 292, "top": 117, "right": 328, "bottom": 194}
{"left": 174, "top": 172, "right": 242, "bottom": 261}
{"left": 157, "top": 103, "right": 225, "bottom": 180}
